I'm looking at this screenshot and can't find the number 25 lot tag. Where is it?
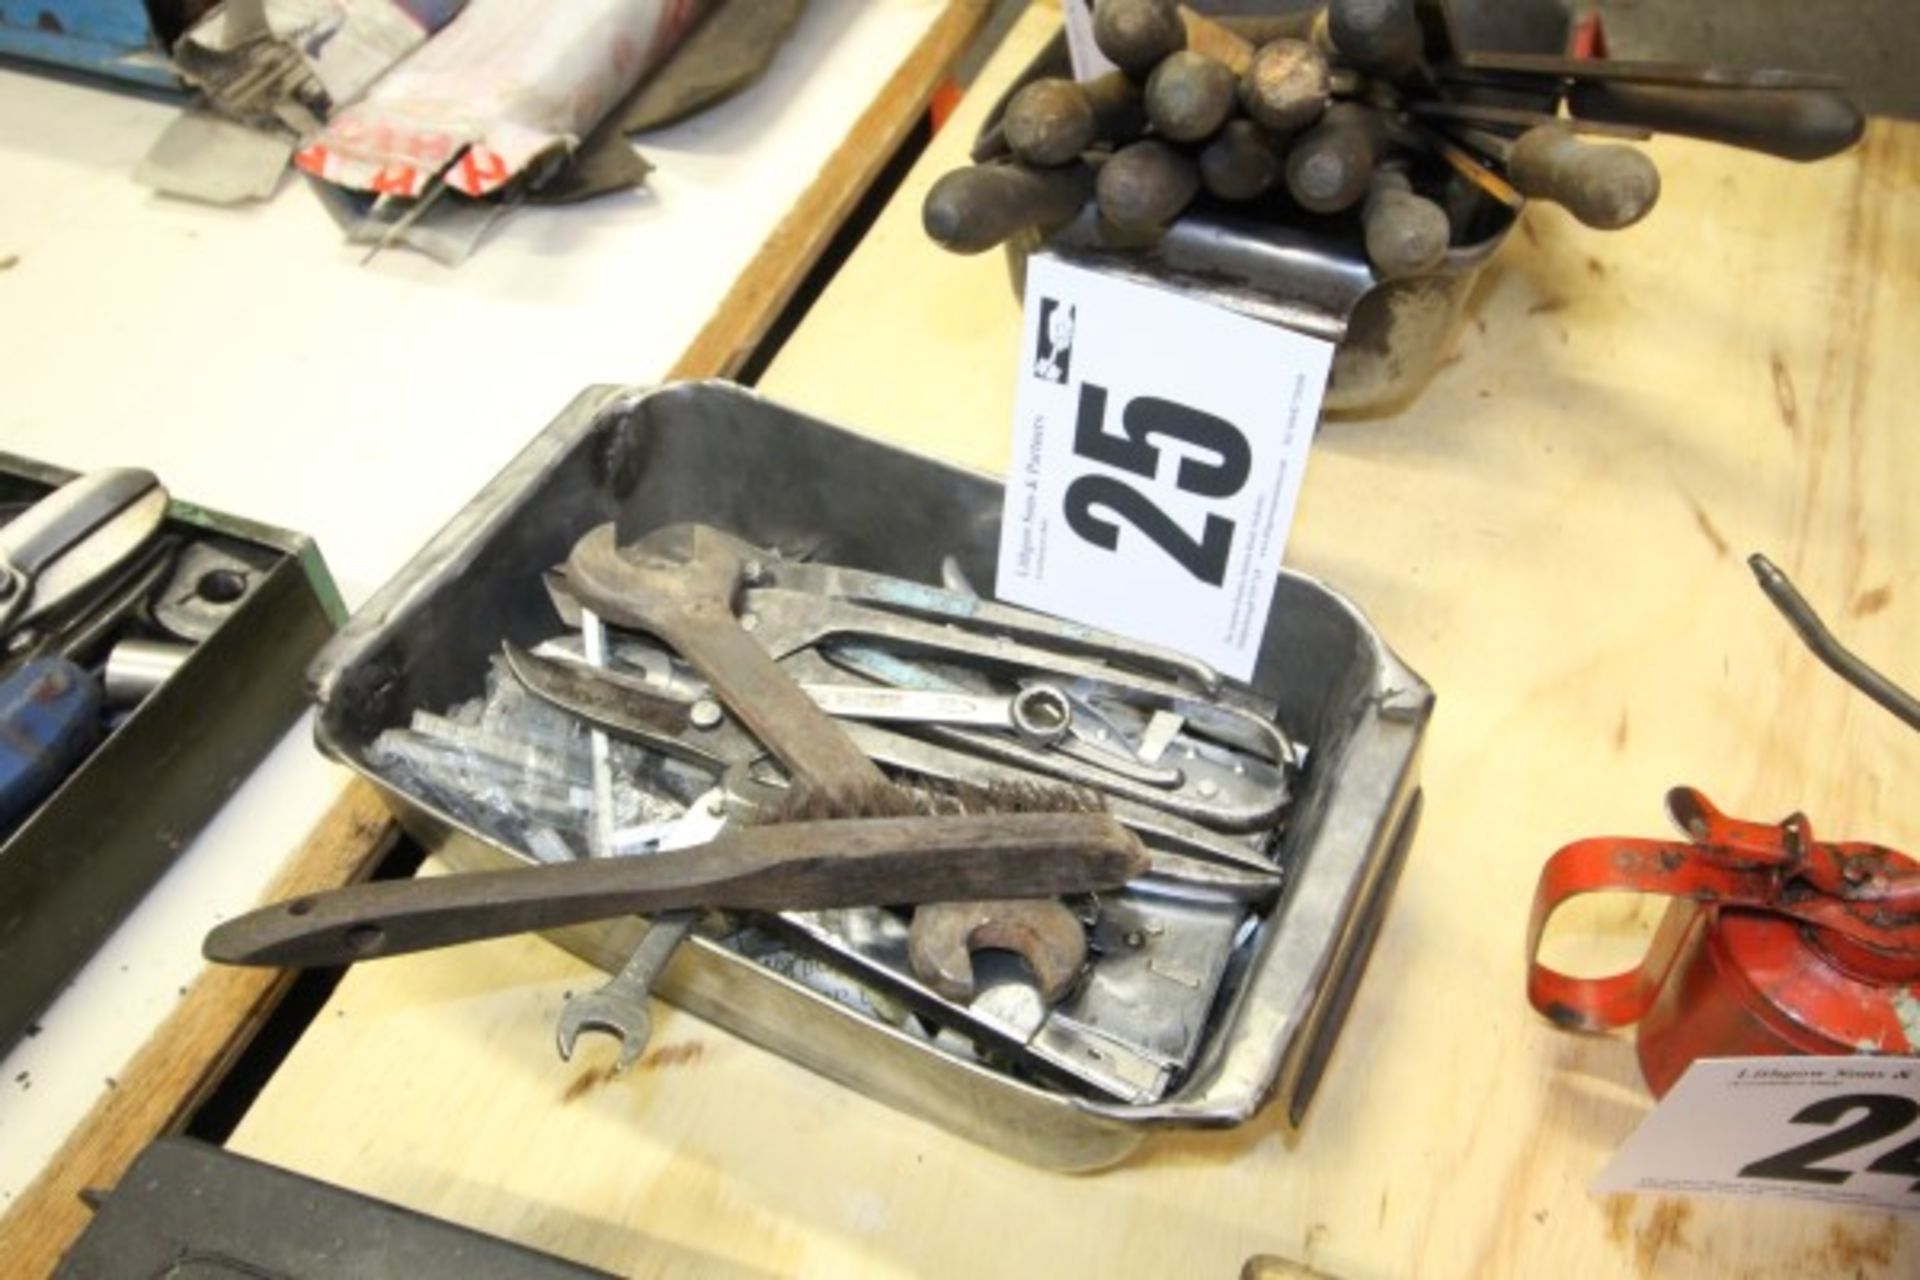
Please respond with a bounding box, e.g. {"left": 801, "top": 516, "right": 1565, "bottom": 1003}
{"left": 996, "top": 255, "right": 1331, "bottom": 681}
{"left": 1594, "top": 1057, "right": 1920, "bottom": 1215}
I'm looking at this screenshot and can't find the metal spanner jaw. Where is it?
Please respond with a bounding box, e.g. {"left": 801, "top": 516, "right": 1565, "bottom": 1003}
{"left": 555, "top": 910, "right": 695, "bottom": 1074}
{"left": 552, "top": 779, "right": 733, "bottom": 1074}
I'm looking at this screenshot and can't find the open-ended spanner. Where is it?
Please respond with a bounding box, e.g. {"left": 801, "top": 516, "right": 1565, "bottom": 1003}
{"left": 553, "top": 771, "right": 729, "bottom": 1073}
{"left": 556, "top": 907, "right": 700, "bottom": 1074}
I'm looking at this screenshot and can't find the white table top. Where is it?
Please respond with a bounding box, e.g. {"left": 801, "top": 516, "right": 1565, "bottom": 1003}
{"left": 0, "top": 0, "right": 952, "bottom": 1202}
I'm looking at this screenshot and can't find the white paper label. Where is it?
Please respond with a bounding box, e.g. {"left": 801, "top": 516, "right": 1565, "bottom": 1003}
{"left": 1062, "top": 0, "right": 1119, "bottom": 80}
{"left": 994, "top": 255, "right": 1331, "bottom": 681}
{"left": 1594, "top": 1056, "right": 1920, "bottom": 1216}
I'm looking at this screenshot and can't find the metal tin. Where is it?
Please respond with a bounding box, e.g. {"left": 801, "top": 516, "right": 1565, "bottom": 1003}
{"left": 0, "top": 453, "right": 345, "bottom": 1049}
{"left": 981, "top": 3, "right": 1570, "bottom": 416}
{"left": 309, "top": 381, "right": 1432, "bottom": 1169}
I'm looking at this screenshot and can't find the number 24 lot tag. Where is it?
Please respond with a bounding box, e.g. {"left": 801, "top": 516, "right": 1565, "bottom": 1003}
{"left": 996, "top": 255, "right": 1331, "bottom": 681}
{"left": 1594, "top": 1057, "right": 1920, "bottom": 1215}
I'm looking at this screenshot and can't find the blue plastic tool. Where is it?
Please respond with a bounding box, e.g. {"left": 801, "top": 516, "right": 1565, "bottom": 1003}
{"left": 0, "top": 658, "right": 102, "bottom": 834}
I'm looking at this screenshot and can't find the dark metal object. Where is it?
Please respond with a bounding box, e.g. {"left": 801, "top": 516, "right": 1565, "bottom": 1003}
{"left": 1405, "top": 98, "right": 1653, "bottom": 140}
{"left": 503, "top": 641, "right": 693, "bottom": 734}
{"left": 55, "top": 1137, "right": 611, "bottom": 1279}
{"left": 102, "top": 638, "right": 190, "bottom": 709}
{"left": 1097, "top": 139, "right": 1201, "bottom": 230}
{"left": 1238, "top": 37, "right": 1330, "bottom": 134}
{"left": 556, "top": 909, "right": 697, "bottom": 1073}
{"left": 1750, "top": 553, "right": 1920, "bottom": 734}
{"left": 1443, "top": 50, "right": 1842, "bottom": 92}
{"left": 923, "top": 160, "right": 1096, "bottom": 255}
{"left": 1094, "top": 0, "right": 1186, "bottom": 77}
{"left": 1565, "top": 81, "right": 1865, "bottom": 162}
{"left": 204, "top": 811, "right": 1147, "bottom": 968}
{"left": 566, "top": 522, "right": 886, "bottom": 798}
{"left": 1361, "top": 169, "right": 1450, "bottom": 278}
{"left": 307, "top": 382, "right": 1432, "bottom": 1167}
{"left": 907, "top": 897, "right": 1088, "bottom": 1003}
{"left": 150, "top": 539, "right": 273, "bottom": 643}
{"left": 1506, "top": 124, "right": 1661, "bottom": 230}
{"left": 566, "top": 521, "right": 1123, "bottom": 1010}
{"left": 1286, "top": 101, "right": 1386, "bottom": 213}
{"left": 1145, "top": 50, "right": 1238, "bottom": 143}
{"left": 1329, "top": 0, "right": 1425, "bottom": 82}
{"left": 507, "top": 641, "right": 1283, "bottom": 893}
{"left": 0, "top": 452, "right": 343, "bottom": 1052}
{"left": 1199, "top": 119, "right": 1283, "bottom": 200}
{"left": 1005, "top": 78, "right": 1099, "bottom": 166}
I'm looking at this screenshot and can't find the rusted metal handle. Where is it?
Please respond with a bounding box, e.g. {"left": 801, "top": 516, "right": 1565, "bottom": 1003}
{"left": 206, "top": 813, "right": 1149, "bottom": 969}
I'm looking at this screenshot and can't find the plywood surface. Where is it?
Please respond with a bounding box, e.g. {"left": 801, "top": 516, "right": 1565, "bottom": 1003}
{"left": 227, "top": 7, "right": 1920, "bottom": 1277}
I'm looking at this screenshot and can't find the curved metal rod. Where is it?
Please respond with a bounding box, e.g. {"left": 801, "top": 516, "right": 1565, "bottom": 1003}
{"left": 1748, "top": 553, "right": 1920, "bottom": 734}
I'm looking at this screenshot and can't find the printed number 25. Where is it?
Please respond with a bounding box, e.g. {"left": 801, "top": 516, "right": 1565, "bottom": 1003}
{"left": 1063, "top": 384, "right": 1251, "bottom": 586}
{"left": 1738, "top": 1094, "right": 1920, "bottom": 1191}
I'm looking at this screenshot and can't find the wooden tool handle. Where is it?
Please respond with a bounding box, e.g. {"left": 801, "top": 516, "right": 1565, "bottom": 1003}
{"left": 1327, "top": 0, "right": 1422, "bottom": 80}
{"left": 1083, "top": 69, "right": 1149, "bottom": 143}
{"left": 1004, "top": 79, "right": 1098, "bottom": 166}
{"left": 922, "top": 162, "right": 1095, "bottom": 253}
{"left": 1362, "top": 170, "right": 1449, "bottom": 277}
{"left": 1507, "top": 126, "right": 1661, "bottom": 230}
{"left": 1567, "top": 83, "right": 1864, "bottom": 162}
{"left": 1286, "top": 102, "right": 1384, "bottom": 213}
{"left": 1240, "top": 38, "right": 1330, "bottom": 135}
{"left": 1145, "top": 49, "right": 1239, "bottom": 143}
{"left": 1097, "top": 139, "right": 1200, "bottom": 231}
{"left": 1094, "top": 0, "right": 1186, "bottom": 77}
{"left": 1200, "top": 119, "right": 1282, "bottom": 200}
{"left": 205, "top": 814, "right": 1151, "bottom": 969}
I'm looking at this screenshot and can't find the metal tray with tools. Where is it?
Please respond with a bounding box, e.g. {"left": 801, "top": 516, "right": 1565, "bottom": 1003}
{"left": 308, "top": 381, "right": 1431, "bottom": 1169}
{"left": 0, "top": 454, "right": 344, "bottom": 1050}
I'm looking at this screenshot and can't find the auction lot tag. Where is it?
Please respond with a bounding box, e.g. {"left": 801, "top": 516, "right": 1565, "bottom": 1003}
{"left": 1594, "top": 1057, "right": 1920, "bottom": 1215}
{"left": 995, "top": 255, "right": 1330, "bottom": 681}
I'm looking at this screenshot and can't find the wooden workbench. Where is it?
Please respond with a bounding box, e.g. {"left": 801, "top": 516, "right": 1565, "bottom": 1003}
{"left": 0, "top": 1, "right": 990, "bottom": 1269}
{"left": 206, "top": 6, "right": 1920, "bottom": 1276}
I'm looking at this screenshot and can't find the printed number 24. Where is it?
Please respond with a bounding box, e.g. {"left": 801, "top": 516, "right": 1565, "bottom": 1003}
{"left": 1738, "top": 1094, "right": 1920, "bottom": 1191}
{"left": 1063, "top": 384, "right": 1252, "bottom": 586}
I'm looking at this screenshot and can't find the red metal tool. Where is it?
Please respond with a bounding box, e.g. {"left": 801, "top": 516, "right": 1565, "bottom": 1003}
{"left": 1526, "top": 787, "right": 1920, "bottom": 1096}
